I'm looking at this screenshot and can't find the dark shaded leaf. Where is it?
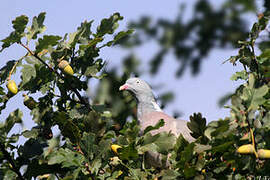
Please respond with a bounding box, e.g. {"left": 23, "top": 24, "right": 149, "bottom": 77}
{"left": 187, "top": 113, "right": 207, "bottom": 138}
{"left": 53, "top": 112, "right": 81, "bottom": 143}
{"left": 35, "top": 35, "right": 62, "bottom": 53}
{"left": 97, "top": 12, "right": 123, "bottom": 36}
{"left": 1, "top": 15, "right": 28, "bottom": 51}
{"left": 106, "top": 29, "right": 134, "bottom": 46}
{"left": 0, "top": 60, "right": 16, "bottom": 83}
{"left": 18, "top": 138, "right": 45, "bottom": 159}
{"left": 24, "top": 159, "right": 64, "bottom": 179}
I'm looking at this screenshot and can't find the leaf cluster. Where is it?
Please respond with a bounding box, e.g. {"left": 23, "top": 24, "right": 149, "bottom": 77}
{"left": 0, "top": 8, "right": 270, "bottom": 179}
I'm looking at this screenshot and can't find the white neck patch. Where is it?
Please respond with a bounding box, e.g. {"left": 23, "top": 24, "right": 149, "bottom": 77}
{"left": 152, "top": 101, "right": 162, "bottom": 112}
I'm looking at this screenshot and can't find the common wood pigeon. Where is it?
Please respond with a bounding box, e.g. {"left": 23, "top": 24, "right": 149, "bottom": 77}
{"left": 119, "top": 78, "right": 194, "bottom": 141}
{"left": 119, "top": 78, "right": 195, "bottom": 167}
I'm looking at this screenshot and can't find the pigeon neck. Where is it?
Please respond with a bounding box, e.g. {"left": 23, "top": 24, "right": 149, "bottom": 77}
{"left": 136, "top": 95, "right": 162, "bottom": 123}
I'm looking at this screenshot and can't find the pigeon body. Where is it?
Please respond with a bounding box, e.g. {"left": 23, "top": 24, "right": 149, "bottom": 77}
{"left": 119, "top": 77, "right": 195, "bottom": 142}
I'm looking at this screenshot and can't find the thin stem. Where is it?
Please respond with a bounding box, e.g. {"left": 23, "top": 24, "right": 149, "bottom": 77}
{"left": 18, "top": 43, "right": 91, "bottom": 110}
{"left": 0, "top": 143, "right": 24, "bottom": 180}
{"left": 8, "top": 61, "right": 20, "bottom": 81}
{"left": 250, "top": 128, "right": 258, "bottom": 158}
{"left": 19, "top": 43, "right": 57, "bottom": 73}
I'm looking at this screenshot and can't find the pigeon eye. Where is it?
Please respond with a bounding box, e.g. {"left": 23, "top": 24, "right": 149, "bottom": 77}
{"left": 136, "top": 81, "right": 140, "bottom": 84}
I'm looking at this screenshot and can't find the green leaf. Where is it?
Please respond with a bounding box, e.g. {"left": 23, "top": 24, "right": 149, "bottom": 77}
{"left": 262, "top": 112, "right": 270, "bottom": 129}
{"left": 22, "top": 128, "right": 39, "bottom": 138}
{"left": 178, "top": 143, "right": 195, "bottom": 166}
{"left": 212, "top": 141, "right": 234, "bottom": 153}
{"left": 174, "top": 134, "right": 189, "bottom": 153}
{"left": 18, "top": 138, "right": 44, "bottom": 158}
{"left": 47, "top": 148, "right": 84, "bottom": 168}
{"left": 250, "top": 15, "right": 268, "bottom": 40}
{"left": 204, "top": 121, "right": 218, "bottom": 140}
{"left": 187, "top": 113, "right": 207, "bottom": 138}
{"left": 184, "top": 166, "right": 196, "bottom": 179}
{"left": 1, "top": 32, "right": 20, "bottom": 51}
{"left": 0, "top": 60, "right": 16, "bottom": 83}
{"left": 143, "top": 119, "right": 165, "bottom": 135}
{"left": 118, "top": 143, "right": 139, "bottom": 160}
{"left": 154, "top": 132, "right": 176, "bottom": 154}
{"left": 87, "top": 37, "right": 104, "bottom": 48}
{"left": 35, "top": 35, "right": 62, "bottom": 53}
{"left": 12, "top": 15, "right": 29, "bottom": 33}
{"left": 79, "top": 132, "right": 97, "bottom": 160}
{"left": 97, "top": 12, "right": 123, "bottom": 36}
{"left": 158, "top": 92, "right": 174, "bottom": 107}
{"left": 110, "top": 170, "right": 124, "bottom": 179}
{"left": 209, "top": 119, "right": 231, "bottom": 139}
{"left": 75, "top": 20, "right": 93, "bottom": 42}
{"left": 21, "top": 64, "right": 54, "bottom": 93}
{"left": 89, "top": 158, "right": 102, "bottom": 175}
{"left": 194, "top": 144, "right": 211, "bottom": 154}
{"left": 160, "top": 169, "right": 180, "bottom": 180}
{"left": 4, "top": 109, "right": 23, "bottom": 134}
{"left": 218, "top": 93, "right": 233, "bottom": 108}
{"left": 241, "top": 74, "right": 269, "bottom": 111}
{"left": 213, "top": 163, "right": 227, "bottom": 174}
{"left": 53, "top": 112, "right": 81, "bottom": 143}
{"left": 66, "top": 21, "right": 94, "bottom": 48}
{"left": 24, "top": 159, "right": 63, "bottom": 179}
{"left": 20, "top": 64, "right": 36, "bottom": 86}
{"left": 26, "top": 12, "right": 46, "bottom": 41}
{"left": 106, "top": 29, "right": 134, "bottom": 46}
{"left": 1, "top": 15, "right": 28, "bottom": 51}
{"left": 84, "top": 64, "right": 99, "bottom": 77}
{"left": 230, "top": 71, "right": 248, "bottom": 81}
{"left": 248, "top": 85, "right": 269, "bottom": 110}
{"left": 3, "top": 170, "right": 17, "bottom": 180}
{"left": 137, "top": 143, "right": 158, "bottom": 154}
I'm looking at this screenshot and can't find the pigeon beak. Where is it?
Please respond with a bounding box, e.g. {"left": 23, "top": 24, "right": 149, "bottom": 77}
{"left": 119, "top": 84, "right": 129, "bottom": 91}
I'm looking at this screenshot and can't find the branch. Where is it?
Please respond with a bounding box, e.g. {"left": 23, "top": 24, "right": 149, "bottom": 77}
{"left": 18, "top": 43, "right": 91, "bottom": 110}
{"left": 0, "top": 143, "right": 24, "bottom": 180}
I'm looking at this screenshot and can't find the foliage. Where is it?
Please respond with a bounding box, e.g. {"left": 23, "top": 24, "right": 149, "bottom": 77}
{"left": 0, "top": 8, "right": 270, "bottom": 180}
{"left": 118, "top": 0, "right": 265, "bottom": 77}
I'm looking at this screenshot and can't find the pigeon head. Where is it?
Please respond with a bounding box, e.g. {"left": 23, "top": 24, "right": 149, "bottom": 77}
{"left": 119, "top": 78, "right": 154, "bottom": 102}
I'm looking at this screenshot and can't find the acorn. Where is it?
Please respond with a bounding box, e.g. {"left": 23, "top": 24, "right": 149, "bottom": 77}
{"left": 23, "top": 94, "right": 37, "bottom": 110}
{"left": 237, "top": 144, "right": 254, "bottom": 154}
{"left": 257, "top": 149, "right": 270, "bottom": 159}
{"left": 58, "top": 60, "right": 74, "bottom": 76}
{"left": 6, "top": 80, "right": 18, "bottom": 95}
{"left": 111, "top": 144, "right": 122, "bottom": 154}
{"left": 201, "top": 169, "right": 206, "bottom": 174}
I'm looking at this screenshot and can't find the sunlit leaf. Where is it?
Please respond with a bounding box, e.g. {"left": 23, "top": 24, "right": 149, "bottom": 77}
{"left": 26, "top": 12, "right": 46, "bottom": 41}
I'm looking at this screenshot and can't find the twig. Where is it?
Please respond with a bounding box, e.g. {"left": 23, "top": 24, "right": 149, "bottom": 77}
{"left": 0, "top": 143, "right": 24, "bottom": 180}
{"left": 18, "top": 42, "right": 91, "bottom": 110}
{"left": 8, "top": 61, "right": 20, "bottom": 81}
{"left": 250, "top": 128, "right": 258, "bottom": 158}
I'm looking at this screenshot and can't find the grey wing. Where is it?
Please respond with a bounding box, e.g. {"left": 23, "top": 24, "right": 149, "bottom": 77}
{"left": 174, "top": 119, "right": 195, "bottom": 142}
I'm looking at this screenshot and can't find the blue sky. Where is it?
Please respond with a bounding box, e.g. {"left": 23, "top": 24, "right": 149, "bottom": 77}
{"left": 0, "top": 0, "right": 259, "bottom": 131}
